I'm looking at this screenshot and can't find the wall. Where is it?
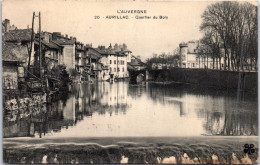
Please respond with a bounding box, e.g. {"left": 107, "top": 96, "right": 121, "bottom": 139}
{"left": 63, "top": 44, "right": 75, "bottom": 71}
{"left": 45, "top": 50, "right": 58, "bottom": 71}
{"left": 180, "top": 46, "right": 188, "bottom": 68}
{"left": 58, "top": 50, "right": 64, "bottom": 65}
{"left": 152, "top": 68, "right": 257, "bottom": 93}
{"left": 3, "top": 64, "right": 18, "bottom": 90}
{"left": 187, "top": 41, "right": 198, "bottom": 53}
{"left": 107, "top": 54, "right": 128, "bottom": 78}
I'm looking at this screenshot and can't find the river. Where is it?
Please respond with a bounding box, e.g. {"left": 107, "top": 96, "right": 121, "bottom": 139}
{"left": 4, "top": 81, "right": 258, "bottom": 138}
{"left": 3, "top": 81, "right": 258, "bottom": 163}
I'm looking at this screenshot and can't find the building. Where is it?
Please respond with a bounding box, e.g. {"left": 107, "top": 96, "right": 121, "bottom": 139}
{"left": 75, "top": 42, "right": 85, "bottom": 81}
{"left": 2, "top": 27, "right": 36, "bottom": 95}
{"left": 42, "top": 32, "right": 64, "bottom": 66}
{"left": 97, "top": 44, "right": 132, "bottom": 80}
{"left": 127, "top": 55, "right": 146, "bottom": 71}
{"left": 2, "top": 42, "right": 28, "bottom": 96}
{"left": 52, "top": 32, "right": 76, "bottom": 75}
{"left": 179, "top": 41, "right": 225, "bottom": 69}
{"left": 85, "top": 46, "right": 102, "bottom": 81}
{"left": 2, "top": 19, "right": 17, "bottom": 33}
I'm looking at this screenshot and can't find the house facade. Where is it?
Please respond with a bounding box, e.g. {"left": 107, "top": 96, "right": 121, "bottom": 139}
{"left": 85, "top": 46, "right": 102, "bottom": 81}
{"left": 2, "top": 43, "right": 27, "bottom": 93}
{"left": 52, "top": 32, "right": 76, "bottom": 75}
{"left": 75, "top": 42, "right": 85, "bottom": 81}
{"left": 97, "top": 45, "right": 131, "bottom": 80}
{"left": 179, "top": 41, "right": 225, "bottom": 69}
{"left": 2, "top": 27, "right": 35, "bottom": 96}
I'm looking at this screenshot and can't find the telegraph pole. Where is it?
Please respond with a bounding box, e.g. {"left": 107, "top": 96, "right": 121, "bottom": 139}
{"left": 39, "top": 12, "right": 42, "bottom": 78}
{"left": 27, "top": 12, "right": 35, "bottom": 71}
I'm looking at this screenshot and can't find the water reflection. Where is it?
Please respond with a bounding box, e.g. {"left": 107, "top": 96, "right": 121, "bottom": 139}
{"left": 3, "top": 82, "right": 258, "bottom": 138}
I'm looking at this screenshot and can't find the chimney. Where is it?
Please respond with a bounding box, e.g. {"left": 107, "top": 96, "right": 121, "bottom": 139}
{"left": 70, "top": 36, "right": 73, "bottom": 40}
{"left": 4, "top": 19, "right": 10, "bottom": 32}
{"left": 52, "top": 32, "right": 61, "bottom": 40}
{"left": 49, "top": 34, "right": 52, "bottom": 41}
{"left": 65, "top": 34, "right": 68, "bottom": 38}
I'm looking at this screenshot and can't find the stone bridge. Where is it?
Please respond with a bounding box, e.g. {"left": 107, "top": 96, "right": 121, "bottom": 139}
{"left": 128, "top": 69, "right": 148, "bottom": 84}
{"left": 128, "top": 68, "right": 168, "bottom": 84}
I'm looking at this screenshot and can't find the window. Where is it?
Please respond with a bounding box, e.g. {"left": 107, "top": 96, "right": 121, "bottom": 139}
{"left": 110, "top": 60, "right": 112, "bottom": 64}
{"left": 122, "top": 68, "right": 124, "bottom": 72}
{"left": 114, "top": 68, "right": 116, "bottom": 72}
{"left": 122, "top": 61, "right": 124, "bottom": 65}
{"left": 192, "top": 63, "right": 195, "bottom": 67}
{"left": 118, "top": 68, "right": 120, "bottom": 72}
{"left": 114, "top": 60, "right": 116, "bottom": 64}
{"left": 110, "top": 67, "right": 112, "bottom": 72}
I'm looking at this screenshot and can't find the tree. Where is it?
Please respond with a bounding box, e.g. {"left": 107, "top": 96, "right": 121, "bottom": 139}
{"left": 200, "top": 1, "right": 257, "bottom": 71}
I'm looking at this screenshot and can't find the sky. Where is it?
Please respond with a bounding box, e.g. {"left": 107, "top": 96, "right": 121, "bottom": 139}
{"left": 2, "top": 0, "right": 254, "bottom": 61}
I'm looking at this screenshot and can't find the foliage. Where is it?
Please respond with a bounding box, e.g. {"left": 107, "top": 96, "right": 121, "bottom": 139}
{"left": 146, "top": 47, "right": 180, "bottom": 69}
{"left": 49, "top": 65, "right": 71, "bottom": 87}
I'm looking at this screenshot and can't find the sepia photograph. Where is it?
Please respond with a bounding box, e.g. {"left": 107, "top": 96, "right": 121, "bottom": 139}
{"left": 2, "top": 0, "right": 259, "bottom": 164}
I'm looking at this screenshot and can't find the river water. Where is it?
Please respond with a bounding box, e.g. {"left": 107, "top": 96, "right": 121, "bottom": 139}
{"left": 4, "top": 81, "right": 258, "bottom": 138}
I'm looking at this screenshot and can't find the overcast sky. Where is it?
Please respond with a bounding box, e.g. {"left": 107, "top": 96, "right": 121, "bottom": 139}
{"left": 1, "top": 0, "right": 236, "bottom": 60}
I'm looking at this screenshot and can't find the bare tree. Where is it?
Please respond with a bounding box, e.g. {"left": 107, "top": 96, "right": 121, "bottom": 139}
{"left": 200, "top": 1, "right": 257, "bottom": 71}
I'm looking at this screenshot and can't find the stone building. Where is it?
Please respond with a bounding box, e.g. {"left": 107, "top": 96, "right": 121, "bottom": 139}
{"left": 85, "top": 46, "right": 102, "bottom": 81}
{"left": 97, "top": 44, "right": 132, "bottom": 80}
{"left": 2, "top": 42, "right": 28, "bottom": 93}
{"left": 2, "top": 19, "right": 17, "bottom": 33}
{"left": 2, "top": 28, "right": 35, "bottom": 95}
{"left": 179, "top": 41, "right": 225, "bottom": 69}
{"left": 52, "top": 32, "right": 76, "bottom": 75}
{"left": 75, "top": 42, "right": 85, "bottom": 81}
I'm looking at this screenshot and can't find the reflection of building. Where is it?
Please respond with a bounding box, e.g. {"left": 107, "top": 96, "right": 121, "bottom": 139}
{"left": 3, "top": 120, "right": 34, "bottom": 138}
{"left": 99, "top": 82, "right": 128, "bottom": 107}
{"left": 63, "top": 97, "right": 76, "bottom": 122}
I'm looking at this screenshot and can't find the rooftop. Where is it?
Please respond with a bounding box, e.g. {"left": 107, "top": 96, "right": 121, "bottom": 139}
{"left": 53, "top": 38, "right": 75, "bottom": 45}
{"left": 35, "top": 40, "right": 61, "bottom": 50}
{"left": 128, "top": 55, "right": 145, "bottom": 66}
{"left": 3, "top": 29, "right": 32, "bottom": 42}
{"left": 2, "top": 42, "right": 28, "bottom": 62}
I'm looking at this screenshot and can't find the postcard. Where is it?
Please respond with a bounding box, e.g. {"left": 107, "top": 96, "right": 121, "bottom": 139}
{"left": 2, "top": 0, "right": 258, "bottom": 164}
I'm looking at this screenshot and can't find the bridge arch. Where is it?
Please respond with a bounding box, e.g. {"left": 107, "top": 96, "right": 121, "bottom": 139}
{"left": 128, "top": 69, "right": 148, "bottom": 84}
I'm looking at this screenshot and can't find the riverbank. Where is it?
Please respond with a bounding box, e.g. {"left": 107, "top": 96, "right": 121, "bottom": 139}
{"left": 3, "top": 136, "right": 258, "bottom": 164}
{"left": 149, "top": 68, "right": 257, "bottom": 93}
